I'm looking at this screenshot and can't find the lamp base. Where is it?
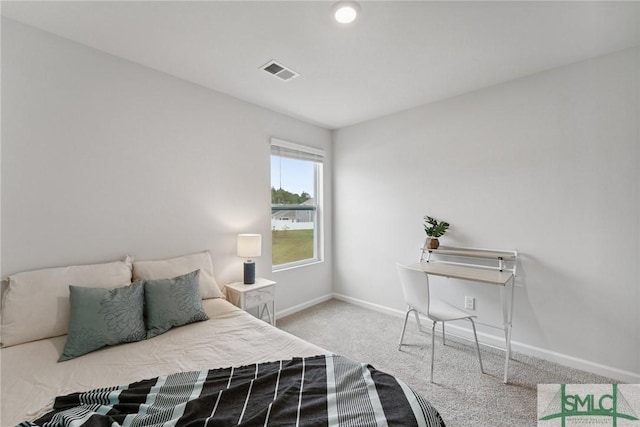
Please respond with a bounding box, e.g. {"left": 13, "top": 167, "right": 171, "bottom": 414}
{"left": 243, "top": 261, "right": 256, "bottom": 284}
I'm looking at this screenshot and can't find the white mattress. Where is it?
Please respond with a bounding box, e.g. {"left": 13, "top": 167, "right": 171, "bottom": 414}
{"left": 0, "top": 299, "right": 328, "bottom": 426}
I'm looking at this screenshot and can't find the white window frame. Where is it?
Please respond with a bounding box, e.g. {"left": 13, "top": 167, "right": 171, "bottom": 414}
{"left": 271, "top": 138, "right": 324, "bottom": 271}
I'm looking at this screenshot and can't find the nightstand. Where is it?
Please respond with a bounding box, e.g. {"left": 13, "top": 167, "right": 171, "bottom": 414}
{"left": 225, "top": 278, "right": 276, "bottom": 326}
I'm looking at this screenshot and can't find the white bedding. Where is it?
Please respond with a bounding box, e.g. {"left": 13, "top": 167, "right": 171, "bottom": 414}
{"left": 0, "top": 299, "right": 328, "bottom": 426}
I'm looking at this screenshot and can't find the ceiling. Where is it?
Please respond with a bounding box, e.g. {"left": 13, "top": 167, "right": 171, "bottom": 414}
{"left": 2, "top": 1, "right": 639, "bottom": 129}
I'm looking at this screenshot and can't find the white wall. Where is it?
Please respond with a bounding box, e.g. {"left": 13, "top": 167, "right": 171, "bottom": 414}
{"left": 333, "top": 48, "right": 640, "bottom": 381}
{"left": 3, "top": 17, "right": 638, "bottom": 383}
{"left": 0, "top": 19, "right": 333, "bottom": 311}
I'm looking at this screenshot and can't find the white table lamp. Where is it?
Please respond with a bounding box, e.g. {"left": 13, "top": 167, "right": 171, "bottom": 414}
{"left": 237, "top": 234, "right": 262, "bottom": 284}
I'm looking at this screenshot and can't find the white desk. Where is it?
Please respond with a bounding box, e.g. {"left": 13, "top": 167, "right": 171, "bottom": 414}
{"left": 408, "top": 246, "right": 518, "bottom": 383}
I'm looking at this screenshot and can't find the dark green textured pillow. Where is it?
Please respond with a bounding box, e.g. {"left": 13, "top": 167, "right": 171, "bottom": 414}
{"left": 144, "top": 270, "right": 209, "bottom": 339}
{"left": 59, "top": 282, "right": 146, "bottom": 362}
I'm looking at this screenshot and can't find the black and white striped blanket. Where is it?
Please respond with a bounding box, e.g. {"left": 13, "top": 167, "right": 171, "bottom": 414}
{"left": 18, "top": 354, "right": 445, "bottom": 426}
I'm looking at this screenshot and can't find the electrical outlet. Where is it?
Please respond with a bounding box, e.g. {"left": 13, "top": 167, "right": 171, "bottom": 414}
{"left": 465, "top": 296, "right": 475, "bottom": 310}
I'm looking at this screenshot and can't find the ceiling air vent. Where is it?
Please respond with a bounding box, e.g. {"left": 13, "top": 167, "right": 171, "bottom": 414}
{"left": 260, "top": 60, "right": 299, "bottom": 82}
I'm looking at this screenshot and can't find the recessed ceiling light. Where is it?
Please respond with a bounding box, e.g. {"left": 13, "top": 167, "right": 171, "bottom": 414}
{"left": 332, "top": 1, "right": 360, "bottom": 24}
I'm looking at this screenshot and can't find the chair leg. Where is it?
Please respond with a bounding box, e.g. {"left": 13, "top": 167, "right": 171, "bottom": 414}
{"left": 430, "top": 320, "right": 436, "bottom": 383}
{"left": 469, "top": 318, "right": 484, "bottom": 374}
{"left": 398, "top": 307, "right": 412, "bottom": 350}
{"left": 442, "top": 322, "right": 446, "bottom": 346}
{"left": 413, "top": 310, "right": 423, "bottom": 332}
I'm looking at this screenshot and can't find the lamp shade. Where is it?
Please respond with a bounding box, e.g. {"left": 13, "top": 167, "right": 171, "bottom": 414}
{"left": 237, "top": 234, "right": 262, "bottom": 258}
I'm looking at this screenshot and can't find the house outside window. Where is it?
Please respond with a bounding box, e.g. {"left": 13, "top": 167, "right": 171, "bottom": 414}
{"left": 270, "top": 138, "right": 323, "bottom": 270}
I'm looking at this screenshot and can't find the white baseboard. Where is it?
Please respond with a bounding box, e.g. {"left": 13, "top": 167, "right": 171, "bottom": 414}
{"left": 275, "top": 293, "right": 333, "bottom": 319}
{"left": 332, "top": 293, "right": 640, "bottom": 383}
{"left": 333, "top": 293, "right": 407, "bottom": 317}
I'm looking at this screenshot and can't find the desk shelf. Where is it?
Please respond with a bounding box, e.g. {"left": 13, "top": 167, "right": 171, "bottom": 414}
{"left": 421, "top": 246, "right": 517, "bottom": 274}
{"left": 424, "top": 246, "right": 516, "bottom": 261}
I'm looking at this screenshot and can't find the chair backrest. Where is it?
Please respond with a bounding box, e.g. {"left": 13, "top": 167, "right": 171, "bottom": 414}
{"left": 396, "top": 263, "right": 430, "bottom": 315}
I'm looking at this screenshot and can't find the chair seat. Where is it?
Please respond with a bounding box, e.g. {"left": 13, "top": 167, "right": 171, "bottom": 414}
{"left": 428, "top": 300, "right": 476, "bottom": 323}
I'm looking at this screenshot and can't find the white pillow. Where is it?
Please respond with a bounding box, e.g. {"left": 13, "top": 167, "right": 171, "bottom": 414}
{"left": 1, "top": 257, "right": 133, "bottom": 348}
{"left": 132, "top": 251, "right": 224, "bottom": 300}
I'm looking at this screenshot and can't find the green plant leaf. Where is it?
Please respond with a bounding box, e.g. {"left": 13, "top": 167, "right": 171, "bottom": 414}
{"left": 423, "top": 215, "right": 450, "bottom": 237}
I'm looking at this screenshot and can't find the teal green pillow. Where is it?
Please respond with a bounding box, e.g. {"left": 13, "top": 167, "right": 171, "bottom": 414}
{"left": 144, "top": 270, "right": 209, "bottom": 339}
{"left": 59, "top": 282, "right": 146, "bottom": 362}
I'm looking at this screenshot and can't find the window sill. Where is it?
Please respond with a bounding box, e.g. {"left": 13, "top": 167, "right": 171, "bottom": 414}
{"left": 272, "top": 259, "right": 323, "bottom": 273}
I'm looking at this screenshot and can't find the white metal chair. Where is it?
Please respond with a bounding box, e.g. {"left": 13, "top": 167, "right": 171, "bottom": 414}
{"left": 396, "top": 263, "right": 484, "bottom": 382}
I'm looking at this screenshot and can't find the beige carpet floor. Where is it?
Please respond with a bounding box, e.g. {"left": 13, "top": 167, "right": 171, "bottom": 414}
{"left": 278, "top": 299, "right": 615, "bottom": 427}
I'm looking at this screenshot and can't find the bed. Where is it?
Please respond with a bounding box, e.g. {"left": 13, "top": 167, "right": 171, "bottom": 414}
{"left": 1, "top": 252, "right": 445, "bottom": 426}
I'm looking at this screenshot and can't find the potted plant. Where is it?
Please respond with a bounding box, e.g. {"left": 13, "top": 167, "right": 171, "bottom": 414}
{"left": 423, "top": 215, "right": 449, "bottom": 250}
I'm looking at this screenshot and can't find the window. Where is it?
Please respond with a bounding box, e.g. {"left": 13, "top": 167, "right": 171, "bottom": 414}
{"left": 270, "top": 138, "right": 323, "bottom": 269}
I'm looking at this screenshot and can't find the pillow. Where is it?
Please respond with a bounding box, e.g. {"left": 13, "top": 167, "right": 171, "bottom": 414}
{"left": 144, "top": 270, "right": 209, "bottom": 339}
{"left": 58, "top": 282, "right": 146, "bottom": 362}
{"left": 1, "top": 257, "right": 133, "bottom": 347}
{"left": 133, "top": 251, "right": 224, "bottom": 299}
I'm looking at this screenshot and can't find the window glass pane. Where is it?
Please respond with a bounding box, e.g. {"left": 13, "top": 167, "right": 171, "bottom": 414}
{"left": 270, "top": 156, "right": 315, "bottom": 200}
{"left": 271, "top": 154, "right": 318, "bottom": 267}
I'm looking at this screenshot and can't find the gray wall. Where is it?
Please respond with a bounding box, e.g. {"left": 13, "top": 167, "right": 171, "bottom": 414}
{"left": 333, "top": 48, "right": 640, "bottom": 382}
{"left": 1, "top": 19, "right": 333, "bottom": 311}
